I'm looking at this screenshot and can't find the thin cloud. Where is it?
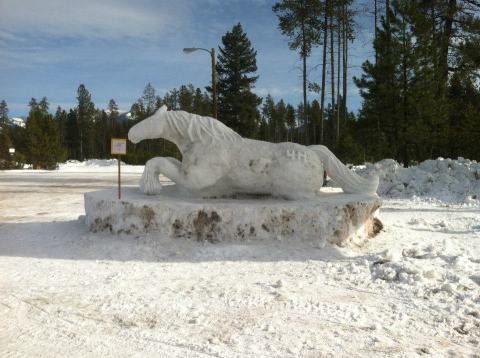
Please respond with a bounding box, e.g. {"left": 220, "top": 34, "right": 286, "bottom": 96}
{"left": 254, "top": 86, "right": 301, "bottom": 97}
{"left": 0, "top": 0, "right": 371, "bottom": 116}
{"left": 0, "top": 0, "right": 185, "bottom": 40}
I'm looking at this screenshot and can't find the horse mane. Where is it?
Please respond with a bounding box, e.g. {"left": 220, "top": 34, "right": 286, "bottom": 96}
{"left": 165, "top": 110, "right": 242, "bottom": 144}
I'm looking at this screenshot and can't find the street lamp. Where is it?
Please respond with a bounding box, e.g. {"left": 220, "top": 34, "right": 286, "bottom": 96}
{"left": 183, "top": 47, "right": 218, "bottom": 119}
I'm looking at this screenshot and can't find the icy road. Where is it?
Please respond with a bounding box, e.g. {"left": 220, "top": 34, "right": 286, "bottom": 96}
{"left": 0, "top": 162, "right": 479, "bottom": 357}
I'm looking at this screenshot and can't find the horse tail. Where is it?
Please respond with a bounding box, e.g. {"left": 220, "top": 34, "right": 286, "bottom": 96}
{"left": 309, "top": 145, "right": 379, "bottom": 195}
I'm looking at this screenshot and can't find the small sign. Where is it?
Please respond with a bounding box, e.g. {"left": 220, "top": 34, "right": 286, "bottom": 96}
{"left": 9, "top": 148, "right": 15, "bottom": 154}
{"left": 111, "top": 138, "right": 127, "bottom": 155}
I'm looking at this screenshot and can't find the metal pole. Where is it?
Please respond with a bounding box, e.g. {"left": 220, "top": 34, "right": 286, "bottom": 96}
{"left": 118, "top": 155, "right": 121, "bottom": 200}
{"left": 211, "top": 48, "right": 218, "bottom": 119}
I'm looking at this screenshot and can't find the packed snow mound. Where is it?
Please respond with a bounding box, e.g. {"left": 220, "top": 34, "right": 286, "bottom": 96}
{"left": 10, "top": 117, "right": 26, "bottom": 128}
{"left": 59, "top": 159, "right": 120, "bottom": 169}
{"left": 57, "top": 159, "right": 144, "bottom": 173}
{"left": 354, "top": 158, "right": 480, "bottom": 203}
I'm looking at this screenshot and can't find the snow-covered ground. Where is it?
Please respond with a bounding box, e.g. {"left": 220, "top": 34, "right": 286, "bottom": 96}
{"left": 1, "top": 160, "right": 479, "bottom": 357}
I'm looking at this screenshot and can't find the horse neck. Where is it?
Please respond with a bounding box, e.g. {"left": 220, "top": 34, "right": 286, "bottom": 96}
{"left": 162, "top": 117, "right": 190, "bottom": 152}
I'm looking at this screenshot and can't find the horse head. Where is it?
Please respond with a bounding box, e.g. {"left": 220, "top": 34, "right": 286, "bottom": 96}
{"left": 128, "top": 105, "right": 168, "bottom": 144}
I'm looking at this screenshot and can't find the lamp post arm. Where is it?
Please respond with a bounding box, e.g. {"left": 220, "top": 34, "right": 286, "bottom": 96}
{"left": 183, "top": 47, "right": 211, "bottom": 54}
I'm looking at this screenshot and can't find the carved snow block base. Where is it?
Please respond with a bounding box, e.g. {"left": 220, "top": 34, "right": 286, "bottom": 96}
{"left": 85, "top": 186, "right": 382, "bottom": 247}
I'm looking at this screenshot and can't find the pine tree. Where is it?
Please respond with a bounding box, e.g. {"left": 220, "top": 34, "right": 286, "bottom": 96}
{"left": 142, "top": 83, "right": 157, "bottom": 116}
{"left": 320, "top": 0, "right": 329, "bottom": 144}
{"left": 162, "top": 88, "right": 180, "bottom": 111}
{"left": 65, "top": 109, "right": 79, "bottom": 159}
{"left": 260, "top": 96, "right": 293, "bottom": 143}
{"left": 54, "top": 106, "right": 68, "bottom": 149}
{"left": 179, "top": 84, "right": 195, "bottom": 112}
{"left": 309, "top": 99, "right": 321, "bottom": 144}
{"left": 262, "top": 95, "right": 276, "bottom": 142}
{"left": 448, "top": 73, "right": 480, "bottom": 161}
{"left": 130, "top": 83, "right": 157, "bottom": 120}
{"left": 336, "top": 111, "right": 364, "bottom": 164}
{"left": 258, "top": 116, "right": 269, "bottom": 142}
{"left": 275, "top": 99, "right": 287, "bottom": 142}
{"left": 354, "top": 4, "right": 405, "bottom": 162}
{"left": 217, "top": 23, "right": 262, "bottom": 138}
{"left": 26, "top": 98, "right": 41, "bottom": 166}
{"left": 26, "top": 97, "right": 66, "bottom": 168}
{"left": 39, "top": 97, "right": 49, "bottom": 115}
{"left": 76, "top": 84, "right": 95, "bottom": 160}
{"left": 273, "top": 0, "right": 323, "bottom": 144}
{"left": 329, "top": 0, "right": 336, "bottom": 141}
{"left": 285, "top": 104, "right": 296, "bottom": 142}
{"left": 296, "top": 102, "right": 307, "bottom": 144}
{"left": 193, "top": 87, "right": 211, "bottom": 116}
{"left": 340, "top": 0, "right": 354, "bottom": 140}
{"left": 354, "top": 1, "right": 480, "bottom": 164}
{"left": 0, "top": 100, "right": 8, "bottom": 126}
{"left": 108, "top": 99, "right": 119, "bottom": 136}
{"left": 7, "top": 104, "right": 27, "bottom": 167}
{"left": 0, "top": 99, "right": 13, "bottom": 168}
{"left": 0, "top": 101, "right": 13, "bottom": 168}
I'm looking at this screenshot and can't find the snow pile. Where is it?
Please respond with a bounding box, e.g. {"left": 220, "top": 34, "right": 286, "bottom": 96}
{"left": 59, "top": 159, "right": 120, "bottom": 169}
{"left": 354, "top": 158, "right": 480, "bottom": 203}
{"left": 366, "top": 243, "right": 480, "bottom": 340}
{"left": 57, "top": 159, "right": 143, "bottom": 173}
{"left": 10, "top": 117, "right": 26, "bottom": 128}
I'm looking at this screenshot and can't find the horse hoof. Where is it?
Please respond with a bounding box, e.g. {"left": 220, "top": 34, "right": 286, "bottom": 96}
{"left": 140, "top": 180, "right": 162, "bottom": 195}
{"left": 140, "top": 185, "right": 162, "bottom": 195}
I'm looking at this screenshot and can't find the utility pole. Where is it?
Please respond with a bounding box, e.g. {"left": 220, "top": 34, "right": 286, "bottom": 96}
{"left": 183, "top": 47, "right": 218, "bottom": 119}
{"left": 211, "top": 48, "right": 218, "bottom": 119}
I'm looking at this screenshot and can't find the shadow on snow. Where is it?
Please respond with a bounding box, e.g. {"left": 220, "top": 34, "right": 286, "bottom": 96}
{"left": 0, "top": 219, "right": 349, "bottom": 263}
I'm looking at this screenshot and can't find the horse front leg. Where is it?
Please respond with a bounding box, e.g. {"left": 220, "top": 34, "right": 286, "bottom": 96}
{"left": 141, "top": 152, "right": 227, "bottom": 195}
{"left": 140, "top": 157, "right": 182, "bottom": 194}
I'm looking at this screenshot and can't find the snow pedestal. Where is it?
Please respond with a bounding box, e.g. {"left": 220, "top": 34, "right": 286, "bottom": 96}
{"left": 84, "top": 186, "right": 382, "bottom": 247}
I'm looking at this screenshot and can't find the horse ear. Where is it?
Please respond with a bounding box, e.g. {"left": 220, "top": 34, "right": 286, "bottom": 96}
{"left": 157, "top": 105, "right": 168, "bottom": 114}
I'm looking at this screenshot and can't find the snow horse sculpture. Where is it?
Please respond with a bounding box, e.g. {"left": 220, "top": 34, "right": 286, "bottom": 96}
{"left": 128, "top": 106, "right": 378, "bottom": 200}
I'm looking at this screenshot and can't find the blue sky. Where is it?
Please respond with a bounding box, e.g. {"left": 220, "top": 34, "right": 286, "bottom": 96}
{"left": 0, "top": 0, "right": 375, "bottom": 117}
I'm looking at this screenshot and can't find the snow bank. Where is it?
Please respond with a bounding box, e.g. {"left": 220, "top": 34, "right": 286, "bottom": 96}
{"left": 59, "top": 159, "right": 120, "bottom": 170}
{"left": 354, "top": 158, "right": 480, "bottom": 204}
{"left": 58, "top": 159, "right": 144, "bottom": 173}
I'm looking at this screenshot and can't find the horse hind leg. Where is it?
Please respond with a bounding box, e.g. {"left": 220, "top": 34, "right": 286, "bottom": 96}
{"left": 271, "top": 153, "right": 323, "bottom": 199}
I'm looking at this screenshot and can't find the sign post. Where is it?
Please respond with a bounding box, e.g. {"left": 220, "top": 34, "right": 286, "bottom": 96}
{"left": 111, "top": 138, "right": 127, "bottom": 200}
{"left": 9, "top": 148, "right": 15, "bottom": 156}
